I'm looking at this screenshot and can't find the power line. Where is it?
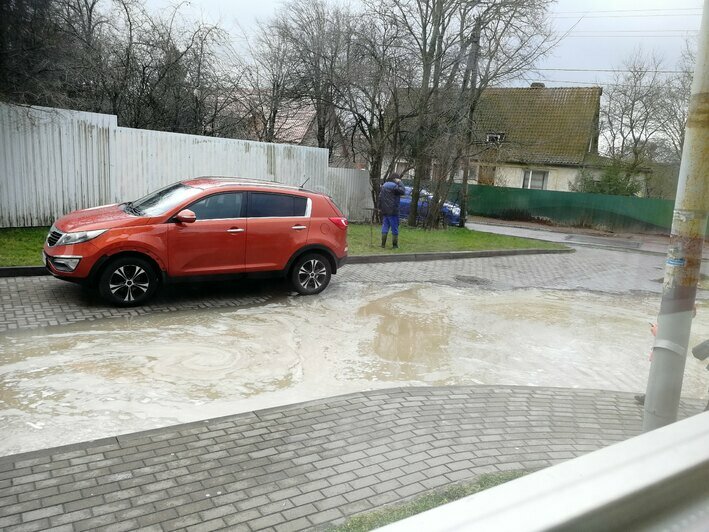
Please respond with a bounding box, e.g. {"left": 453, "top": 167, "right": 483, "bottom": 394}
{"left": 552, "top": 13, "right": 702, "bottom": 19}
{"left": 553, "top": 7, "right": 702, "bottom": 14}
{"left": 536, "top": 68, "right": 687, "bottom": 73}
{"left": 566, "top": 29, "right": 698, "bottom": 33}
{"left": 562, "top": 34, "right": 697, "bottom": 38}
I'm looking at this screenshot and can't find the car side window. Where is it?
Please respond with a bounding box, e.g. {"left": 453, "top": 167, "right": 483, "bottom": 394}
{"left": 248, "top": 193, "right": 307, "bottom": 218}
{"left": 188, "top": 192, "right": 244, "bottom": 220}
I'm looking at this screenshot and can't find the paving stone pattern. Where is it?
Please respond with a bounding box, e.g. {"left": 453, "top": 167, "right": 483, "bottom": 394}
{"left": 0, "top": 278, "right": 277, "bottom": 333}
{"left": 0, "top": 247, "right": 668, "bottom": 333}
{"left": 1, "top": 386, "right": 703, "bottom": 531}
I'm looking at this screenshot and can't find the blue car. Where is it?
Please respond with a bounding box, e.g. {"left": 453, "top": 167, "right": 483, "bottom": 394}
{"left": 398, "top": 187, "right": 461, "bottom": 226}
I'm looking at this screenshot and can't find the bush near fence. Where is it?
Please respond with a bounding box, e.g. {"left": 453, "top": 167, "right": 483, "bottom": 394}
{"left": 448, "top": 185, "right": 676, "bottom": 234}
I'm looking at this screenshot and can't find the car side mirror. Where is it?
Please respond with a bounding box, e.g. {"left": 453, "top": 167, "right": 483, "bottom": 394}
{"left": 175, "top": 209, "right": 196, "bottom": 224}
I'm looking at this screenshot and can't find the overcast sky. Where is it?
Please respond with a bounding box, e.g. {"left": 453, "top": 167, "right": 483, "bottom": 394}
{"left": 148, "top": 0, "right": 703, "bottom": 87}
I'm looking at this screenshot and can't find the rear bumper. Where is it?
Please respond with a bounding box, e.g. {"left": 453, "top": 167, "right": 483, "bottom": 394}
{"left": 337, "top": 254, "right": 348, "bottom": 269}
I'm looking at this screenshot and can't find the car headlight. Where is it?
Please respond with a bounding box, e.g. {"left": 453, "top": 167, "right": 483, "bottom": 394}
{"left": 56, "top": 229, "right": 107, "bottom": 246}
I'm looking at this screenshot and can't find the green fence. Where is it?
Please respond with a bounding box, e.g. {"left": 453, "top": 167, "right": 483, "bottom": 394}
{"left": 452, "top": 185, "right": 675, "bottom": 233}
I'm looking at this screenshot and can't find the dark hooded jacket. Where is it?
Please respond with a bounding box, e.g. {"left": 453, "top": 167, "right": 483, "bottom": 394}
{"left": 378, "top": 180, "right": 406, "bottom": 216}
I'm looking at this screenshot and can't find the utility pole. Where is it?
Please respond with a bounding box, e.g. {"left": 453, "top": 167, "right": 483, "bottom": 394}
{"left": 643, "top": 0, "right": 709, "bottom": 431}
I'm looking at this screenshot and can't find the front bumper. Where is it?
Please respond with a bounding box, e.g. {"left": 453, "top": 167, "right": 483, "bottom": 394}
{"left": 43, "top": 241, "right": 102, "bottom": 280}
{"left": 43, "top": 253, "right": 82, "bottom": 273}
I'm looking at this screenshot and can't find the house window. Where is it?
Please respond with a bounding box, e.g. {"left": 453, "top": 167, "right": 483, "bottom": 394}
{"left": 522, "top": 170, "right": 548, "bottom": 190}
{"left": 486, "top": 132, "right": 505, "bottom": 144}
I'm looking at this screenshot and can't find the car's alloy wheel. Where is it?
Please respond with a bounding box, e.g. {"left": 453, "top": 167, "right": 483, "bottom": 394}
{"left": 291, "top": 254, "right": 331, "bottom": 295}
{"left": 99, "top": 257, "right": 157, "bottom": 306}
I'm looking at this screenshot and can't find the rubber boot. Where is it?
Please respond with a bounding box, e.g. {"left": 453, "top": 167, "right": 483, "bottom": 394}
{"left": 381, "top": 234, "right": 387, "bottom": 248}
{"left": 392, "top": 236, "right": 398, "bottom": 249}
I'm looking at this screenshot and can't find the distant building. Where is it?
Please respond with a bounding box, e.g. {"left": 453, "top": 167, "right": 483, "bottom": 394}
{"left": 250, "top": 101, "right": 352, "bottom": 167}
{"left": 393, "top": 84, "right": 648, "bottom": 193}
{"left": 464, "top": 85, "right": 604, "bottom": 191}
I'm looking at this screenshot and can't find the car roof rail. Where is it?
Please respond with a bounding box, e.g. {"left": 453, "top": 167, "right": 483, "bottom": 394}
{"left": 192, "top": 176, "right": 305, "bottom": 190}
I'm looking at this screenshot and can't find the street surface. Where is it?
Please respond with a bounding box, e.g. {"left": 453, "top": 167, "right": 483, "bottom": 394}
{"left": 2, "top": 246, "right": 709, "bottom": 455}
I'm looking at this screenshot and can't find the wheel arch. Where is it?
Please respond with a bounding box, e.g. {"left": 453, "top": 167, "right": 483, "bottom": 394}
{"left": 90, "top": 250, "right": 164, "bottom": 285}
{"left": 285, "top": 245, "right": 338, "bottom": 276}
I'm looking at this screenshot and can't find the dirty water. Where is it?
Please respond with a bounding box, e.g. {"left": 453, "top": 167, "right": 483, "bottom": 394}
{"left": 2, "top": 282, "right": 709, "bottom": 455}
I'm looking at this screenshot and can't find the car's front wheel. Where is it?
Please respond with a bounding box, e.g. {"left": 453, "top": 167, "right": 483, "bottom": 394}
{"left": 98, "top": 256, "right": 158, "bottom": 306}
{"left": 291, "top": 253, "right": 331, "bottom": 295}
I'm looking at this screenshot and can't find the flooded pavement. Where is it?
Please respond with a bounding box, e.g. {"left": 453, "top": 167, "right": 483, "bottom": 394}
{"left": 2, "top": 282, "right": 709, "bottom": 455}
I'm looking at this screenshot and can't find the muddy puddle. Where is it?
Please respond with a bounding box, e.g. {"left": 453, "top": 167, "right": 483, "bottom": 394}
{"left": 2, "top": 283, "right": 708, "bottom": 455}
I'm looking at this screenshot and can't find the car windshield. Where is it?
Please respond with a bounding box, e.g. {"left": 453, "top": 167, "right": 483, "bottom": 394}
{"left": 130, "top": 183, "right": 200, "bottom": 216}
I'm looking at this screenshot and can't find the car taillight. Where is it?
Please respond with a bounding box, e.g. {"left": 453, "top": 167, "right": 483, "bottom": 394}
{"left": 329, "top": 217, "right": 348, "bottom": 230}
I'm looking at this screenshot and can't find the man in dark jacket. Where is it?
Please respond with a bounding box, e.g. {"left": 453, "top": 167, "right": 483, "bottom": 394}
{"left": 378, "top": 173, "right": 406, "bottom": 248}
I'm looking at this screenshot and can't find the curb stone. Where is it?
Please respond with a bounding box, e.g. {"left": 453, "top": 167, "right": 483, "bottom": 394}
{"left": 0, "top": 248, "right": 573, "bottom": 278}
{"left": 0, "top": 266, "right": 47, "bottom": 277}
{"left": 346, "top": 248, "right": 572, "bottom": 264}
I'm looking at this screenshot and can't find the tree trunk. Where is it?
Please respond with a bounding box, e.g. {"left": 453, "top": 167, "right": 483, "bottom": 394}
{"left": 408, "top": 0, "right": 445, "bottom": 227}
{"left": 369, "top": 152, "right": 383, "bottom": 223}
{"left": 458, "top": 18, "right": 482, "bottom": 228}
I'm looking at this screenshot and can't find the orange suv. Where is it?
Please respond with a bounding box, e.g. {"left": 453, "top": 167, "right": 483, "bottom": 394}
{"left": 43, "top": 178, "right": 349, "bottom": 306}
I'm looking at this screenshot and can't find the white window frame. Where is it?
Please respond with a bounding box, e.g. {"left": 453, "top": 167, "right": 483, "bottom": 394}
{"left": 486, "top": 132, "right": 505, "bottom": 144}
{"left": 522, "top": 170, "right": 548, "bottom": 190}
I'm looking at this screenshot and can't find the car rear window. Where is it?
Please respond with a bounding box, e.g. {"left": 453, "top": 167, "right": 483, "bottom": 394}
{"left": 248, "top": 193, "right": 307, "bottom": 217}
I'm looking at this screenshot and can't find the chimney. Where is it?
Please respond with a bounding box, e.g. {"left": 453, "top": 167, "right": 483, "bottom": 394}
{"left": 530, "top": 82, "right": 545, "bottom": 88}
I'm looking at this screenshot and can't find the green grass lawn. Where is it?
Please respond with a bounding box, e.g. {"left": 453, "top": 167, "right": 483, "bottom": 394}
{"left": 347, "top": 223, "right": 566, "bottom": 255}
{"left": 0, "top": 224, "right": 566, "bottom": 267}
{"left": 0, "top": 227, "right": 49, "bottom": 267}
{"left": 331, "top": 471, "right": 527, "bottom": 531}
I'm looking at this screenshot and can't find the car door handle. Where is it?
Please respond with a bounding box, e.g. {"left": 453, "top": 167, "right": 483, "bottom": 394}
{"left": 227, "top": 228, "right": 245, "bottom": 233}
{"left": 291, "top": 225, "right": 307, "bottom": 230}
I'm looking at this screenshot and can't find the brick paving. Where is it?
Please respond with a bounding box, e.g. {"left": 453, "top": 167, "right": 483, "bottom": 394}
{"left": 0, "top": 246, "right": 671, "bottom": 333}
{"left": 0, "top": 278, "right": 277, "bottom": 332}
{"left": 1, "top": 386, "right": 703, "bottom": 531}
{"left": 340, "top": 246, "right": 666, "bottom": 293}
{"left": 1, "top": 246, "right": 705, "bottom": 529}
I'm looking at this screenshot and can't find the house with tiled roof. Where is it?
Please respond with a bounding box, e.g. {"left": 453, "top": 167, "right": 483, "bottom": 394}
{"left": 394, "top": 84, "right": 637, "bottom": 192}
{"left": 469, "top": 84, "right": 605, "bottom": 191}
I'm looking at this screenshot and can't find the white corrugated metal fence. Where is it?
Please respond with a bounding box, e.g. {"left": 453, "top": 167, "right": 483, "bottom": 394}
{"left": 0, "top": 103, "right": 370, "bottom": 226}
{"left": 324, "top": 167, "right": 372, "bottom": 221}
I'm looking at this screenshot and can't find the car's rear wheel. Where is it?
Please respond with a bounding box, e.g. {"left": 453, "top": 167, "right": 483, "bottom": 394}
{"left": 291, "top": 253, "right": 331, "bottom": 295}
{"left": 98, "top": 256, "right": 158, "bottom": 306}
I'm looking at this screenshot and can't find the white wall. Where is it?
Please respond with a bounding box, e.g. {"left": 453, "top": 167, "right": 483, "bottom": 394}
{"left": 493, "top": 164, "right": 580, "bottom": 192}
{"left": 0, "top": 103, "right": 373, "bottom": 227}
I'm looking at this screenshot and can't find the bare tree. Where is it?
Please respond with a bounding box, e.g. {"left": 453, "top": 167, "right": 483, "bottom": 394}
{"left": 0, "top": 0, "right": 78, "bottom": 106}
{"left": 3, "top": 0, "right": 249, "bottom": 138}
{"left": 373, "top": 0, "right": 554, "bottom": 227}
{"left": 656, "top": 41, "right": 696, "bottom": 163}
{"left": 334, "top": 12, "right": 416, "bottom": 216}
{"left": 270, "top": 0, "right": 353, "bottom": 160}
{"left": 240, "top": 20, "right": 301, "bottom": 143}
{"left": 601, "top": 49, "right": 665, "bottom": 189}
